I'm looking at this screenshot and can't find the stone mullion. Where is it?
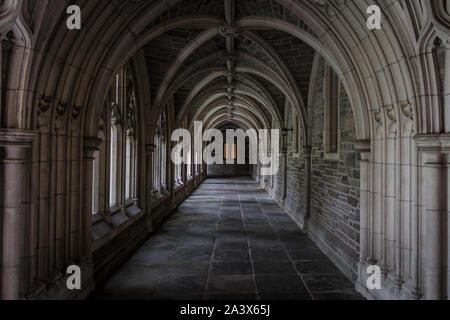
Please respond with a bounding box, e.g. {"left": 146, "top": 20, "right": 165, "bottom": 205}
{"left": 118, "top": 70, "right": 127, "bottom": 206}
{"left": 131, "top": 140, "right": 138, "bottom": 203}
{"left": 104, "top": 112, "right": 111, "bottom": 219}
{"left": 0, "top": 129, "right": 35, "bottom": 300}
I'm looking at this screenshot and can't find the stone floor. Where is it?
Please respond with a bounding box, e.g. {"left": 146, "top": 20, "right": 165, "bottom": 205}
{"left": 93, "top": 177, "right": 363, "bottom": 300}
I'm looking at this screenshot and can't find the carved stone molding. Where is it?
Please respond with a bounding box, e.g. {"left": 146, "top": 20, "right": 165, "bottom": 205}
{"left": 0, "top": 0, "right": 20, "bottom": 36}
{"left": 400, "top": 101, "right": 413, "bottom": 120}
{"left": 0, "top": 128, "right": 35, "bottom": 148}
{"left": 374, "top": 110, "right": 383, "bottom": 127}
{"left": 414, "top": 133, "right": 450, "bottom": 153}
{"left": 83, "top": 137, "right": 102, "bottom": 159}
{"left": 111, "top": 103, "right": 121, "bottom": 125}
{"left": 218, "top": 25, "right": 240, "bottom": 38}
{"left": 385, "top": 105, "right": 398, "bottom": 136}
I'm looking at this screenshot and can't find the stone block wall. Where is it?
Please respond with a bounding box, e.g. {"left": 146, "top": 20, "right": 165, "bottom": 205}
{"left": 259, "top": 59, "right": 361, "bottom": 281}
{"left": 308, "top": 62, "right": 361, "bottom": 280}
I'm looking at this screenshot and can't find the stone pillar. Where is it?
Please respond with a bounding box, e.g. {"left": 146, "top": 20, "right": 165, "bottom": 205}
{"left": 422, "top": 152, "right": 445, "bottom": 300}
{"left": 355, "top": 141, "right": 371, "bottom": 264}
{"left": 0, "top": 129, "right": 35, "bottom": 300}
{"left": 82, "top": 137, "right": 102, "bottom": 261}
{"left": 415, "top": 134, "right": 449, "bottom": 300}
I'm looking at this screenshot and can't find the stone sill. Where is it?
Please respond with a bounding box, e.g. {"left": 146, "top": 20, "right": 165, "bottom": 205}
{"left": 174, "top": 183, "right": 184, "bottom": 192}
{"left": 151, "top": 194, "right": 170, "bottom": 209}
{"left": 92, "top": 210, "right": 145, "bottom": 252}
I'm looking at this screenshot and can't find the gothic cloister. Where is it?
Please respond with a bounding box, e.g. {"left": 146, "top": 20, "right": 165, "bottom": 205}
{"left": 0, "top": 0, "right": 449, "bottom": 300}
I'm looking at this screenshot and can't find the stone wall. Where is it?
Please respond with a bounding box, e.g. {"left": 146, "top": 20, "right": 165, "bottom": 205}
{"left": 308, "top": 61, "right": 360, "bottom": 281}
{"left": 260, "top": 59, "right": 361, "bottom": 281}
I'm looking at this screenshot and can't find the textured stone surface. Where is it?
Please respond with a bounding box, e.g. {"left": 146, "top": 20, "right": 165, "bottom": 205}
{"left": 309, "top": 62, "right": 361, "bottom": 268}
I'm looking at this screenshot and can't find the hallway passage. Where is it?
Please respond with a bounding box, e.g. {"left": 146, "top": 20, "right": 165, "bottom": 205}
{"left": 94, "top": 178, "right": 363, "bottom": 300}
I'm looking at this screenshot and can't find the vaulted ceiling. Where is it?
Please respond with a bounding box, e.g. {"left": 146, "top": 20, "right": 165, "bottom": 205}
{"left": 141, "top": 0, "right": 317, "bottom": 132}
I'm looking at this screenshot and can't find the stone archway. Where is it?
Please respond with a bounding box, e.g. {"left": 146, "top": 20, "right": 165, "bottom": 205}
{"left": 0, "top": 0, "right": 449, "bottom": 300}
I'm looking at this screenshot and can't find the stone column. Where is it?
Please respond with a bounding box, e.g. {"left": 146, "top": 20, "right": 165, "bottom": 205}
{"left": 423, "top": 152, "right": 444, "bottom": 300}
{"left": 82, "top": 137, "right": 102, "bottom": 261}
{"left": 355, "top": 141, "right": 371, "bottom": 264}
{"left": 0, "top": 129, "right": 35, "bottom": 300}
{"left": 415, "top": 134, "right": 449, "bottom": 300}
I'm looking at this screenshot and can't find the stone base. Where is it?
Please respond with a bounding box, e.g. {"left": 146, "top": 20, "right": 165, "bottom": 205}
{"left": 356, "top": 260, "right": 422, "bottom": 300}
{"left": 27, "top": 261, "right": 95, "bottom": 300}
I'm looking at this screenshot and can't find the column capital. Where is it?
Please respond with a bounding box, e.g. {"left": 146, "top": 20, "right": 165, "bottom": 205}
{"left": 354, "top": 140, "right": 371, "bottom": 161}
{"left": 0, "top": 129, "right": 36, "bottom": 147}
{"left": 414, "top": 133, "right": 450, "bottom": 153}
{"left": 354, "top": 140, "right": 371, "bottom": 153}
{"left": 83, "top": 137, "right": 102, "bottom": 159}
